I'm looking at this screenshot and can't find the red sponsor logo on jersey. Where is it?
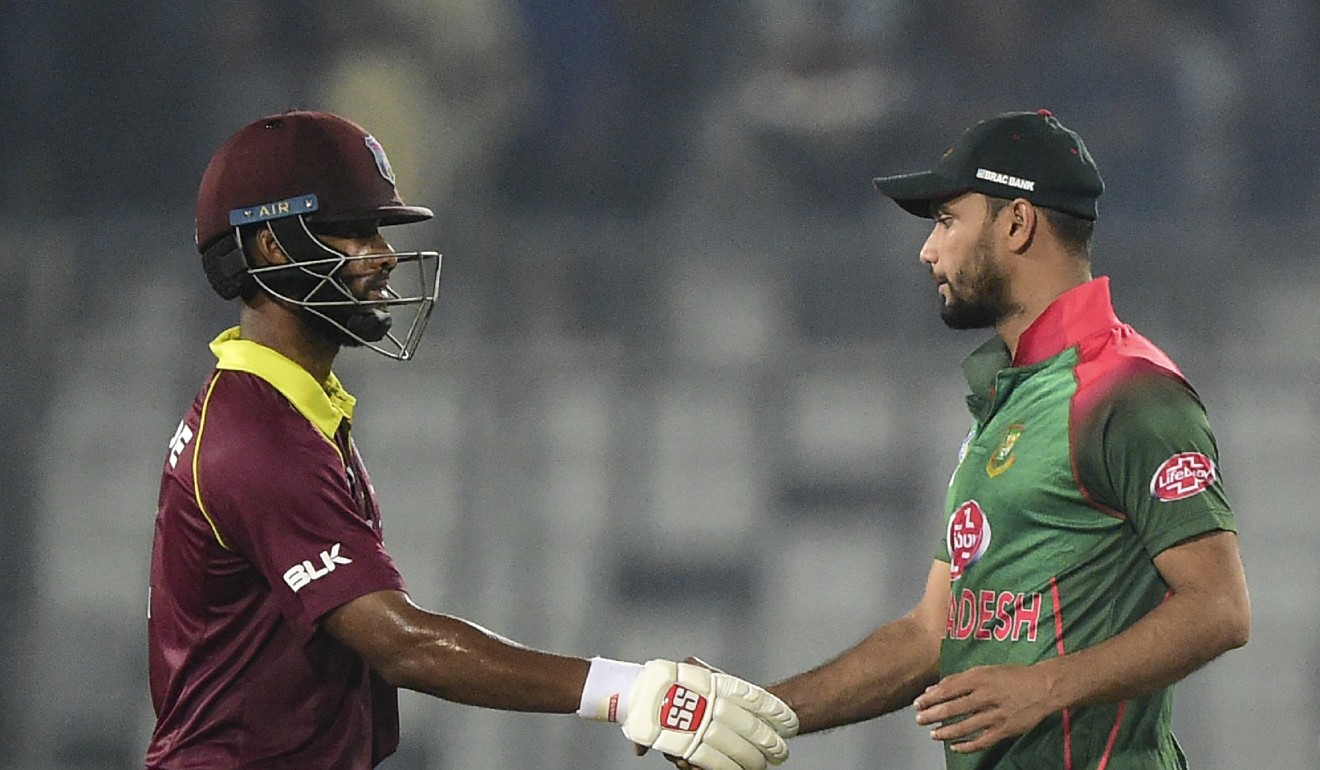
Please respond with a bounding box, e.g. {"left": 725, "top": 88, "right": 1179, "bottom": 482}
{"left": 659, "top": 684, "right": 708, "bottom": 732}
{"left": 1150, "top": 452, "right": 1216, "bottom": 501}
{"left": 947, "top": 500, "right": 992, "bottom": 581}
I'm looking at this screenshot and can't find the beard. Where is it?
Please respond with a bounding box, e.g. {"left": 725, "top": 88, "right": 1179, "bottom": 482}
{"left": 938, "top": 228, "right": 1020, "bottom": 330}
{"left": 299, "top": 276, "right": 393, "bottom": 349}
{"left": 302, "top": 305, "right": 392, "bottom": 348}
{"left": 301, "top": 307, "right": 364, "bottom": 348}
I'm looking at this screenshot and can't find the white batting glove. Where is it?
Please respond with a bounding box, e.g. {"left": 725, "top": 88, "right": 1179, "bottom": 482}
{"left": 577, "top": 657, "right": 799, "bottom": 770}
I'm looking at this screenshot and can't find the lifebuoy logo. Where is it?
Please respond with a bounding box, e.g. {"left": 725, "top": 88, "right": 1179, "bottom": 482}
{"left": 1150, "top": 452, "right": 1216, "bottom": 501}
{"left": 659, "top": 684, "right": 708, "bottom": 732}
{"left": 947, "top": 500, "right": 991, "bottom": 581}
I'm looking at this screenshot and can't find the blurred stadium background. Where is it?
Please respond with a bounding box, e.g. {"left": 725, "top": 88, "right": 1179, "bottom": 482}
{"left": 2, "top": 1, "right": 1318, "bottom": 768}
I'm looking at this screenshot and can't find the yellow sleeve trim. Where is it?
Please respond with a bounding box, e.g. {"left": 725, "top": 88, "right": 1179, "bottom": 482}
{"left": 193, "top": 374, "right": 232, "bottom": 551}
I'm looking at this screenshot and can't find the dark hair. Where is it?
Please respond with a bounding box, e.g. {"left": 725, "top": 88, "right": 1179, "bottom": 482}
{"left": 984, "top": 195, "right": 1094, "bottom": 257}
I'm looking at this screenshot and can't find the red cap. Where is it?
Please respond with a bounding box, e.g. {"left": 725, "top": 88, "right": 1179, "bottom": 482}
{"left": 195, "top": 110, "right": 432, "bottom": 251}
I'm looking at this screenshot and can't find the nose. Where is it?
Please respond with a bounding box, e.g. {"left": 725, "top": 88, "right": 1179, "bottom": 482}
{"left": 364, "top": 235, "right": 398, "bottom": 269}
{"left": 919, "top": 226, "right": 939, "bottom": 266}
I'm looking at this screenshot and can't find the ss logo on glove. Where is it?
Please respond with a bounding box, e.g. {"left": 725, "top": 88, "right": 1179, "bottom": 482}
{"left": 622, "top": 659, "right": 798, "bottom": 770}
{"left": 660, "top": 685, "right": 708, "bottom": 731}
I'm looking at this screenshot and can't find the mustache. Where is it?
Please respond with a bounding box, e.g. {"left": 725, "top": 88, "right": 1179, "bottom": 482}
{"left": 337, "top": 268, "right": 393, "bottom": 298}
{"left": 342, "top": 264, "right": 392, "bottom": 283}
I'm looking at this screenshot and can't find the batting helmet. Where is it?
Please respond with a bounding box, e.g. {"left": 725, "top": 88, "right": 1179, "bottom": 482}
{"left": 195, "top": 110, "right": 442, "bottom": 361}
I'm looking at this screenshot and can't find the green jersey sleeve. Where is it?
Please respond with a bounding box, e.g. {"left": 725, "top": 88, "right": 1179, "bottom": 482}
{"left": 1076, "top": 369, "right": 1236, "bottom": 557}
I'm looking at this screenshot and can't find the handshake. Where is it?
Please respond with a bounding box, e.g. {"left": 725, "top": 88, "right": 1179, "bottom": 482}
{"left": 579, "top": 658, "right": 799, "bottom": 770}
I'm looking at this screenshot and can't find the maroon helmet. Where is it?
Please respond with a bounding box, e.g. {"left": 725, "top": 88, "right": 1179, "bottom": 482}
{"left": 195, "top": 110, "right": 441, "bottom": 361}
{"left": 196, "top": 110, "right": 433, "bottom": 251}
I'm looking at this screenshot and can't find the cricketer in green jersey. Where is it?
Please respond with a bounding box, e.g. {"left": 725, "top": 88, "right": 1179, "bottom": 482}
{"left": 756, "top": 110, "right": 1251, "bottom": 770}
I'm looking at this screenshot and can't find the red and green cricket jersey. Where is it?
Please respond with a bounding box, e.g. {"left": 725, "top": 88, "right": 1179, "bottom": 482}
{"left": 938, "top": 278, "right": 1235, "bottom": 769}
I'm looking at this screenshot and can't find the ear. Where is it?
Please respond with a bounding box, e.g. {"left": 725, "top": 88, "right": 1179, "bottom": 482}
{"left": 250, "top": 225, "right": 290, "bottom": 267}
{"left": 1005, "top": 198, "right": 1037, "bottom": 253}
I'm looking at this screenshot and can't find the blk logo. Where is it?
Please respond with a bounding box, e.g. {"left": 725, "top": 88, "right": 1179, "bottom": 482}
{"left": 167, "top": 420, "right": 193, "bottom": 469}
{"left": 947, "top": 500, "right": 992, "bottom": 581}
{"left": 659, "top": 685, "right": 708, "bottom": 732}
{"left": 1150, "top": 452, "right": 1216, "bottom": 501}
{"left": 283, "top": 544, "right": 352, "bottom": 592}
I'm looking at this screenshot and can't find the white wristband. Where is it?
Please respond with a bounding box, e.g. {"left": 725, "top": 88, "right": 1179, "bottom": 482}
{"left": 576, "top": 657, "right": 644, "bottom": 723}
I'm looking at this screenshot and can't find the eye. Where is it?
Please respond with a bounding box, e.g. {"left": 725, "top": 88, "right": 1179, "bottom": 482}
{"left": 313, "top": 220, "right": 381, "bottom": 240}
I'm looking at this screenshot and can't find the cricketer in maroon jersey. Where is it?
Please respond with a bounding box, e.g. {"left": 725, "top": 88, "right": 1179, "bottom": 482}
{"left": 148, "top": 330, "right": 406, "bottom": 769}
{"left": 144, "top": 110, "right": 800, "bottom": 770}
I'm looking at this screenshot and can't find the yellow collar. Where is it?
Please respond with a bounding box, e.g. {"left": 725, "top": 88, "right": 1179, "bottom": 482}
{"left": 209, "top": 327, "right": 356, "bottom": 440}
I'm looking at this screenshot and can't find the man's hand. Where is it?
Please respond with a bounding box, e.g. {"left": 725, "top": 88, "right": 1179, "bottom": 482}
{"left": 622, "top": 659, "right": 799, "bottom": 770}
{"left": 913, "top": 663, "right": 1059, "bottom": 754}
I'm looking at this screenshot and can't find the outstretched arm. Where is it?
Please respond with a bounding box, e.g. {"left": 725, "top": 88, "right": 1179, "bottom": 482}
{"left": 325, "top": 588, "right": 588, "bottom": 710}
{"left": 914, "top": 530, "right": 1250, "bottom": 754}
{"left": 769, "top": 560, "right": 950, "bottom": 735}
{"left": 326, "top": 589, "right": 799, "bottom": 770}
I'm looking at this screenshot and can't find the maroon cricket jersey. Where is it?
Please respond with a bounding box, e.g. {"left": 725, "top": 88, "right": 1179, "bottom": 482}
{"left": 147, "top": 328, "right": 407, "bottom": 769}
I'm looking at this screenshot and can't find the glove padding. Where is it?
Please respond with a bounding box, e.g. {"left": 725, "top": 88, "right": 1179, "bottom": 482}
{"left": 622, "top": 659, "right": 799, "bottom": 770}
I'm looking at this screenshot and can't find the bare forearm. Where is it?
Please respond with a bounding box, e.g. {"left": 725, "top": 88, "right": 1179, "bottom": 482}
{"left": 383, "top": 611, "right": 589, "bottom": 711}
{"left": 1041, "top": 587, "right": 1249, "bottom": 710}
{"left": 327, "top": 591, "right": 588, "bottom": 712}
{"left": 770, "top": 615, "right": 941, "bottom": 735}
